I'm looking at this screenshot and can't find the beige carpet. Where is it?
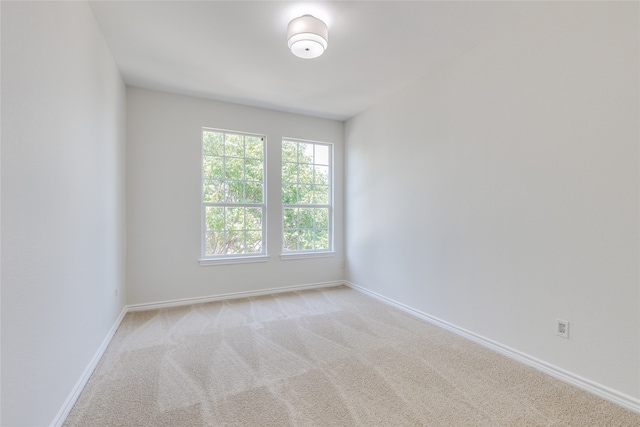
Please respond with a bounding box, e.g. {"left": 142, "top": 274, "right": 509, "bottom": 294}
{"left": 64, "top": 286, "right": 640, "bottom": 426}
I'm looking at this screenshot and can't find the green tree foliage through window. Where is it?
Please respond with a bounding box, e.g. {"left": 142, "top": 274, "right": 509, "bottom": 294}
{"left": 202, "top": 129, "right": 265, "bottom": 257}
{"left": 282, "top": 139, "right": 332, "bottom": 252}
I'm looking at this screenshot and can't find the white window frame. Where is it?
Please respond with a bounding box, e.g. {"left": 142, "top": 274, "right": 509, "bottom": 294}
{"left": 281, "top": 138, "right": 334, "bottom": 259}
{"left": 199, "top": 128, "right": 268, "bottom": 266}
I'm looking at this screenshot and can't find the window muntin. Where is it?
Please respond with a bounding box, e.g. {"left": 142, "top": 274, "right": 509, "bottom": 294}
{"left": 282, "top": 139, "right": 332, "bottom": 253}
{"left": 202, "top": 129, "right": 266, "bottom": 258}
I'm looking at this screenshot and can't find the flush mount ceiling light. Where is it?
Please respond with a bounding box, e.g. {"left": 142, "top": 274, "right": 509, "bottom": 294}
{"left": 287, "top": 14, "right": 328, "bottom": 59}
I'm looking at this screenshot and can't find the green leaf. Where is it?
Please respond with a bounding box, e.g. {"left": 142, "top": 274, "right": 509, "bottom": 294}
{"left": 244, "top": 182, "right": 263, "bottom": 203}
{"left": 314, "top": 165, "right": 329, "bottom": 185}
{"left": 226, "top": 207, "right": 245, "bottom": 230}
{"left": 298, "top": 184, "right": 314, "bottom": 204}
{"left": 298, "top": 143, "right": 313, "bottom": 163}
{"left": 245, "top": 136, "right": 264, "bottom": 160}
{"left": 315, "top": 229, "right": 329, "bottom": 250}
{"left": 299, "top": 208, "right": 314, "bottom": 229}
{"left": 225, "top": 134, "right": 244, "bottom": 157}
{"left": 225, "top": 157, "right": 244, "bottom": 180}
{"left": 203, "top": 155, "right": 224, "bottom": 180}
{"left": 315, "top": 208, "right": 329, "bottom": 229}
{"left": 283, "top": 208, "right": 297, "bottom": 229}
{"left": 300, "top": 229, "right": 314, "bottom": 250}
{"left": 282, "top": 184, "right": 297, "bottom": 204}
{"left": 282, "top": 162, "right": 298, "bottom": 184}
{"left": 298, "top": 163, "right": 314, "bottom": 184}
{"left": 203, "top": 181, "right": 224, "bottom": 203}
{"left": 245, "top": 158, "right": 263, "bottom": 182}
{"left": 246, "top": 208, "right": 262, "bottom": 230}
{"left": 225, "top": 181, "right": 244, "bottom": 203}
{"left": 314, "top": 185, "right": 329, "bottom": 205}
{"left": 205, "top": 206, "right": 225, "bottom": 231}
{"left": 282, "top": 140, "right": 297, "bottom": 163}
{"left": 203, "top": 131, "right": 224, "bottom": 156}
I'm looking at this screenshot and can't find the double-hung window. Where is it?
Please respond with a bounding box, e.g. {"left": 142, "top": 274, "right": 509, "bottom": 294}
{"left": 282, "top": 139, "right": 333, "bottom": 254}
{"left": 201, "top": 129, "right": 266, "bottom": 262}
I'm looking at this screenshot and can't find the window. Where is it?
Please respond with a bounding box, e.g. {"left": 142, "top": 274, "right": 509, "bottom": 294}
{"left": 282, "top": 139, "right": 332, "bottom": 254}
{"left": 201, "top": 129, "right": 266, "bottom": 262}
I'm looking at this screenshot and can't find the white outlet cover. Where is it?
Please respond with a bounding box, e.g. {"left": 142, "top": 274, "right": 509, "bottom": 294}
{"left": 556, "top": 319, "right": 569, "bottom": 338}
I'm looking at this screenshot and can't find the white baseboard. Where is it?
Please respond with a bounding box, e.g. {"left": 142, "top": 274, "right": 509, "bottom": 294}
{"left": 345, "top": 281, "right": 640, "bottom": 414}
{"left": 51, "top": 307, "right": 128, "bottom": 427}
{"left": 127, "top": 280, "right": 345, "bottom": 312}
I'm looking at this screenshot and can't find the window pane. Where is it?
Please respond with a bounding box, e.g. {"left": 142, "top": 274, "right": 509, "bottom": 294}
{"left": 300, "top": 230, "right": 314, "bottom": 250}
{"left": 225, "top": 181, "right": 244, "bottom": 203}
{"left": 282, "top": 184, "right": 298, "bottom": 204}
{"left": 203, "top": 131, "right": 224, "bottom": 156}
{"left": 315, "top": 208, "right": 329, "bottom": 229}
{"left": 283, "top": 208, "right": 297, "bottom": 229}
{"left": 298, "top": 184, "right": 314, "bottom": 204}
{"left": 205, "top": 206, "right": 224, "bottom": 231}
{"left": 315, "top": 229, "right": 329, "bottom": 250}
{"left": 299, "top": 208, "right": 314, "bottom": 229}
{"left": 245, "top": 159, "right": 263, "bottom": 182}
{"left": 205, "top": 231, "right": 225, "bottom": 255}
{"left": 315, "top": 144, "right": 329, "bottom": 165}
{"left": 203, "top": 155, "right": 224, "bottom": 180}
{"left": 283, "top": 230, "right": 299, "bottom": 251}
{"left": 203, "top": 181, "right": 224, "bottom": 203}
{"left": 244, "top": 182, "right": 263, "bottom": 203}
{"left": 246, "top": 208, "right": 262, "bottom": 230}
{"left": 282, "top": 140, "right": 297, "bottom": 163}
{"left": 313, "top": 185, "right": 329, "bottom": 205}
{"left": 314, "top": 165, "right": 329, "bottom": 185}
{"left": 226, "top": 207, "right": 244, "bottom": 230}
{"left": 225, "top": 157, "right": 244, "bottom": 180}
{"left": 245, "top": 136, "right": 263, "bottom": 159}
{"left": 246, "top": 231, "right": 262, "bottom": 253}
{"left": 298, "top": 163, "right": 314, "bottom": 184}
{"left": 225, "top": 134, "right": 244, "bottom": 157}
{"left": 298, "top": 143, "right": 313, "bottom": 163}
{"left": 282, "top": 163, "right": 298, "bottom": 183}
{"left": 227, "top": 231, "right": 244, "bottom": 254}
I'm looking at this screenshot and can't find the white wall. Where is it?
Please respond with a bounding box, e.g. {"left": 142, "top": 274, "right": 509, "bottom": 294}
{"left": 126, "top": 88, "right": 344, "bottom": 304}
{"left": 1, "top": 2, "right": 126, "bottom": 425}
{"left": 345, "top": 2, "right": 639, "bottom": 400}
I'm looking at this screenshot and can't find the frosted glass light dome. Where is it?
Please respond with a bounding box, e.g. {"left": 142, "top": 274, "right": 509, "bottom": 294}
{"left": 287, "top": 15, "right": 328, "bottom": 59}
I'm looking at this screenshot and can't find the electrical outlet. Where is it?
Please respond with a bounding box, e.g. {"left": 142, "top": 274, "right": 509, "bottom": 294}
{"left": 556, "top": 319, "right": 569, "bottom": 339}
{"left": 340, "top": 261, "right": 345, "bottom": 268}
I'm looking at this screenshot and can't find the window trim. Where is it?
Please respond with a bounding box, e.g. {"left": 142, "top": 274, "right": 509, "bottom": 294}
{"left": 281, "top": 138, "right": 334, "bottom": 256}
{"left": 199, "top": 255, "right": 270, "bottom": 266}
{"left": 200, "top": 127, "right": 267, "bottom": 262}
{"left": 279, "top": 251, "right": 334, "bottom": 261}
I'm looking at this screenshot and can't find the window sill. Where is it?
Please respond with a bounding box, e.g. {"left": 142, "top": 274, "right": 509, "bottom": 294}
{"left": 199, "top": 255, "right": 269, "bottom": 266}
{"left": 280, "top": 251, "right": 335, "bottom": 261}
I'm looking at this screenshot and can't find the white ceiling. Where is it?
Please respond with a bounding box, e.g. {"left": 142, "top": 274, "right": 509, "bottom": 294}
{"left": 89, "top": 1, "right": 541, "bottom": 121}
